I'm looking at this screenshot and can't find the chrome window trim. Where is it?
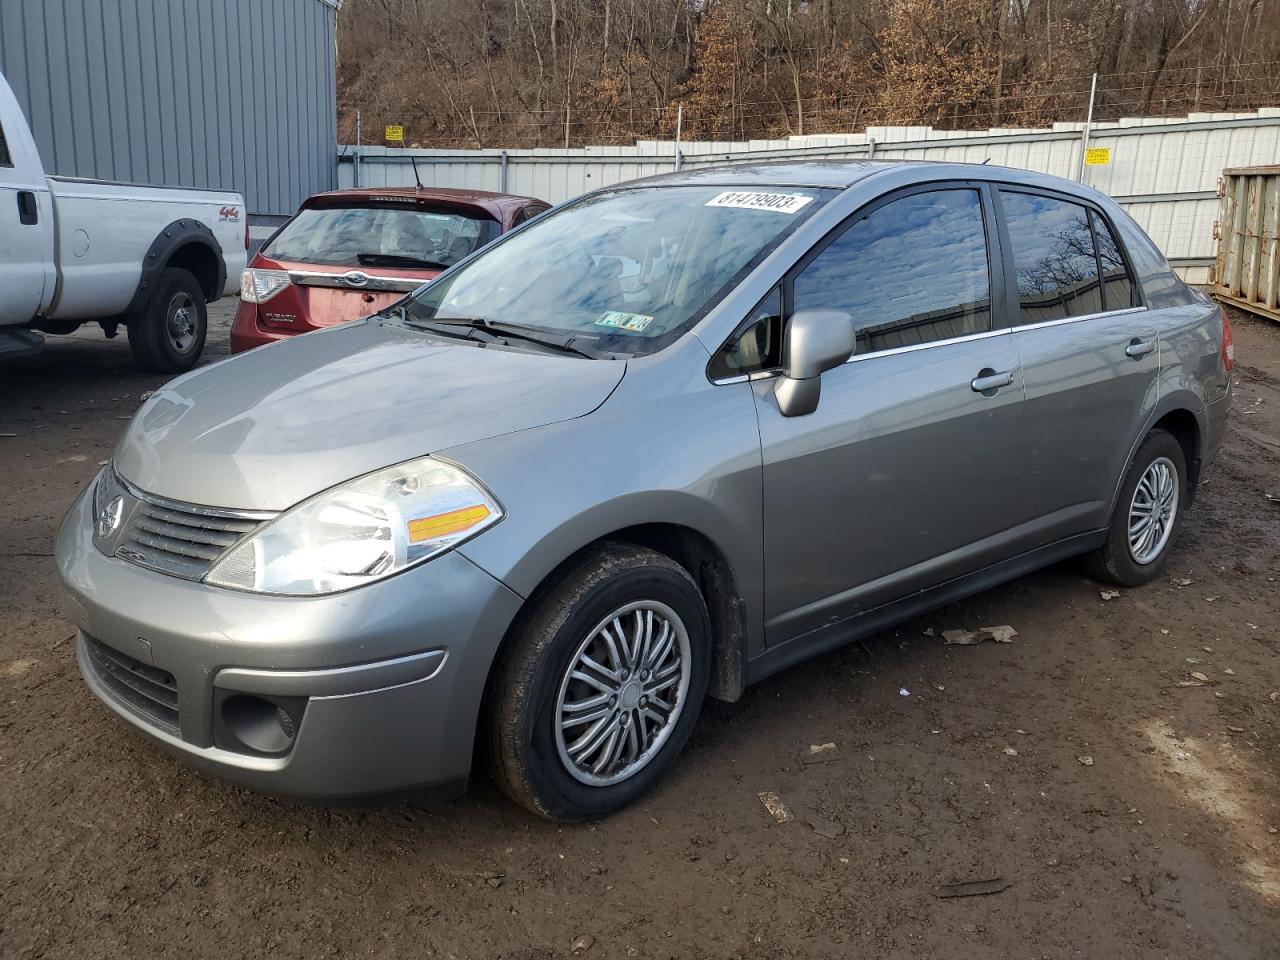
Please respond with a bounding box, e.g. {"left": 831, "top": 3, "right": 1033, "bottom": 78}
{"left": 710, "top": 326, "right": 1007, "bottom": 384}
{"left": 1008, "top": 305, "right": 1148, "bottom": 334}
{"left": 844, "top": 326, "right": 1008, "bottom": 365}
{"left": 707, "top": 305, "right": 1150, "bottom": 385}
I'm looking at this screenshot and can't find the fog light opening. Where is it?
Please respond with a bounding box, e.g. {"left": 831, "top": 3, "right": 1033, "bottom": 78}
{"left": 222, "top": 694, "right": 299, "bottom": 755}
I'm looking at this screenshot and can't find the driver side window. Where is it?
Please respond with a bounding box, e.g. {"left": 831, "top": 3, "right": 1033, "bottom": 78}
{"left": 793, "top": 188, "right": 992, "bottom": 354}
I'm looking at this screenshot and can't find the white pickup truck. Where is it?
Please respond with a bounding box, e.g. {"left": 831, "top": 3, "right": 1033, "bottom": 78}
{"left": 0, "top": 72, "right": 247, "bottom": 371}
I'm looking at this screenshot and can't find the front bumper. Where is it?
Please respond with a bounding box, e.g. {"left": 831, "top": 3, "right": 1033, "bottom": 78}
{"left": 56, "top": 486, "right": 524, "bottom": 799}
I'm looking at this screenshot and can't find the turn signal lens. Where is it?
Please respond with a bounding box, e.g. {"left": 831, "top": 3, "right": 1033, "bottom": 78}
{"left": 408, "top": 504, "right": 492, "bottom": 542}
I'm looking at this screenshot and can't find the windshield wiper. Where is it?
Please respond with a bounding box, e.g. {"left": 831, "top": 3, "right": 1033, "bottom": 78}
{"left": 355, "top": 252, "right": 450, "bottom": 269}
{"left": 381, "top": 305, "right": 479, "bottom": 344}
{"left": 415, "top": 316, "right": 610, "bottom": 360}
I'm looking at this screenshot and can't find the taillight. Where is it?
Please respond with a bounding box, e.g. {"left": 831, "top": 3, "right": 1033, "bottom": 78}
{"left": 241, "top": 268, "right": 291, "bottom": 303}
{"left": 245, "top": 219, "right": 251, "bottom": 250}
{"left": 1220, "top": 306, "right": 1234, "bottom": 371}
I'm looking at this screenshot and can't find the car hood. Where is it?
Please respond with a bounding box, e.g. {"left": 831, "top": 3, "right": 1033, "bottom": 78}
{"left": 113, "top": 319, "right": 626, "bottom": 510}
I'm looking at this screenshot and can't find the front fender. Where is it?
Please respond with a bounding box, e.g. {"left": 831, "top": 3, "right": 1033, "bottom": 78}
{"left": 446, "top": 361, "right": 766, "bottom": 660}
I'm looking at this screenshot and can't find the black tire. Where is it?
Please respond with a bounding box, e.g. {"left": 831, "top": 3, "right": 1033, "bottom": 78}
{"left": 486, "top": 543, "right": 711, "bottom": 821}
{"left": 127, "top": 268, "right": 207, "bottom": 373}
{"left": 1082, "top": 428, "right": 1188, "bottom": 587}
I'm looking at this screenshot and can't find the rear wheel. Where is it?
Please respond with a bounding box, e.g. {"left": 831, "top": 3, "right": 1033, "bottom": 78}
{"left": 487, "top": 543, "right": 710, "bottom": 821}
{"left": 127, "top": 268, "right": 207, "bottom": 373}
{"left": 1083, "top": 428, "right": 1187, "bottom": 586}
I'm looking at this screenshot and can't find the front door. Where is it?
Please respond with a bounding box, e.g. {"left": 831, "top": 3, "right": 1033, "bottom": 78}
{"left": 751, "top": 185, "right": 1026, "bottom": 644}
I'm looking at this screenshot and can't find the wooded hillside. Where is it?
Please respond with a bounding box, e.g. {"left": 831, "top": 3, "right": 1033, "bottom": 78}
{"left": 337, "top": 0, "right": 1280, "bottom": 147}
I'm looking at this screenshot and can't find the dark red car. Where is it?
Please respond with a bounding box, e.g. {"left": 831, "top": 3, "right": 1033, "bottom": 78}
{"left": 232, "top": 187, "right": 550, "bottom": 352}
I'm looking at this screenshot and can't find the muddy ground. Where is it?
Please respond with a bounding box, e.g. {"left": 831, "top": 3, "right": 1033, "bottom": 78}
{"left": 1, "top": 302, "right": 1278, "bottom": 960}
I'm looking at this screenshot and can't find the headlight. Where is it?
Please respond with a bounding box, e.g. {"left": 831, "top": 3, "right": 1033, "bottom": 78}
{"left": 205, "top": 458, "right": 502, "bottom": 595}
{"left": 240, "top": 268, "right": 291, "bottom": 303}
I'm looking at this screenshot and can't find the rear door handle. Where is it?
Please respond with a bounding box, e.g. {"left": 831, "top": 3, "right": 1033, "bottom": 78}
{"left": 1125, "top": 338, "right": 1156, "bottom": 359}
{"left": 16, "top": 191, "right": 38, "bottom": 225}
{"left": 971, "top": 369, "right": 1015, "bottom": 393}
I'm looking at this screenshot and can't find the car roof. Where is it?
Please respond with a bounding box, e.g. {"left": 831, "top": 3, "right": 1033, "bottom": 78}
{"left": 303, "top": 186, "right": 546, "bottom": 220}
{"left": 622, "top": 158, "right": 1103, "bottom": 201}
{"left": 629, "top": 159, "right": 898, "bottom": 189}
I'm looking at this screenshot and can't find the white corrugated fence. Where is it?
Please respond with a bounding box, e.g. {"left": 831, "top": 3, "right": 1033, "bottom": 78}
{"left": 339, "top": 109, "right": 1280, "bottom": 284}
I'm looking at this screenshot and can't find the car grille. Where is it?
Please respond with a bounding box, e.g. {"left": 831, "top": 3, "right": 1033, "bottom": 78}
{"left": 84, "top": 634, "right": 180, "bottom": 733}
{"left": 114, "top": 487, "right": 273, "bottom": 581}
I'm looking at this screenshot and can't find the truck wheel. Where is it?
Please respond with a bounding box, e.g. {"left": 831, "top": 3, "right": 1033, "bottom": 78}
{"left": 486, "top": 543, "right": 710, "bottom": 821}
{"left": 127, "top": 268, "right": 207, "bottom": 373}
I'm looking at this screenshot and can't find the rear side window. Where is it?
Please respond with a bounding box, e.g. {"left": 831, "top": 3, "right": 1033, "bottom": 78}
{"left": 0, "top": 121, "right": 11, "bottom": 167}
{"left": 1001, "top": 191, "right": 1104, "bottom": 323}
{"left": 792, "top": 189, "right": 992, "bottom": 354}
{"left": 1091, "top": 210, "right": 1136, "bottom": 309}
{"left": 264, "top": 204, "right": 501, "bottom": 269}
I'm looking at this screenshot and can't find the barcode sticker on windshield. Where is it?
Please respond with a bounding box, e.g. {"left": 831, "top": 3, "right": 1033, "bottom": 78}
{"left": 596, "top": 310, "right": 653, "bottom": 332}
{"left": 706, "top": 191, "right": 813, "bottom": 214}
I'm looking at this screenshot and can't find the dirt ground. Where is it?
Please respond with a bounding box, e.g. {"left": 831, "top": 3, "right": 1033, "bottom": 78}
{"left": 1, "top": 301, "right": 1278, "bottom": 960}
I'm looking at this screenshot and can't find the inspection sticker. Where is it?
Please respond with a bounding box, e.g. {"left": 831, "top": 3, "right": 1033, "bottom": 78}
{"left": 596, "top": 310, "right": 653, "bottom": 332}
{"left": 706, "top": 191, "right": 813, "bottom": 214}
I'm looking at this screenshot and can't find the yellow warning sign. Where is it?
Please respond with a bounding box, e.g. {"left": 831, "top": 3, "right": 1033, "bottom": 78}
{"left": 1084, "top": 146, "right": 1111, "bottom": 166}
{"left": 385, "top": 124, "right": 404, "bottom": 143}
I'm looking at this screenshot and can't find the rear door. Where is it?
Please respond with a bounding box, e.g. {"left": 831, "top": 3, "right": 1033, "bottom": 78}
{"left": 0, "top": 111, "right": 54, "bottom": 325}
{"left": 746, "top": 183, "right": 1027, "bottom": 642}
{"left": 995, "top": 187, "right": 1158, "bottom": 540}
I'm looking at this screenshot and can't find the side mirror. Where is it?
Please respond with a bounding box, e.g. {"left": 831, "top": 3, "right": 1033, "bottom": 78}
{"left": 774, "top": 309, "right": 856, "bottom": 417}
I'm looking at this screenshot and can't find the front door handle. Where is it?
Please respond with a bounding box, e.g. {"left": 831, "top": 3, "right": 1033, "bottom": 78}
{"left": 16, "top": 191, "right": 38, "bottom": 225}
{"left": 971, "top": 369, "right": 1014, "bottom": 393}
{"left": 1125, "top": 338, "right": 1156, "bottom": 359}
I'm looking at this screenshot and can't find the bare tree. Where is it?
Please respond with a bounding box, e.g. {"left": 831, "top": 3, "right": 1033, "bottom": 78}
{"left": 336, "top": 0, "right": 1280, "bottom": 147}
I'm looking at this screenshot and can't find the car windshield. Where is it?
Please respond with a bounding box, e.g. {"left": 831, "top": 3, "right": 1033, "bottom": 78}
{"left": 398, "top": 185, "right": 833, "bottom": 356}
{"left": 265, "top": 204, "right": 501, "bottom": 268}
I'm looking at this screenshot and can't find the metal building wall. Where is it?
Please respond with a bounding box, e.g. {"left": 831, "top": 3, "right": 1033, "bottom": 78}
{"left": 340, "top": 109, "right": 1280, "bottom": 284}
{"left": 0, "top": 0, "right": 338, "bottom": 216}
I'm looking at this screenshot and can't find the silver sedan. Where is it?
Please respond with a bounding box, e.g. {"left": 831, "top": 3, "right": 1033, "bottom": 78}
{"left": 57, "top": 160, "right": 1232, "bottom": 819}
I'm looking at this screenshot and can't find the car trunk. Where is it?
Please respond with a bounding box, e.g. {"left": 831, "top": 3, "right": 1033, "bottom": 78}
{"left": 246, "top": 197, "right": 501, "bottom": 333}
{"left": 249, "top": 258, "right": 439, "bottom": 333}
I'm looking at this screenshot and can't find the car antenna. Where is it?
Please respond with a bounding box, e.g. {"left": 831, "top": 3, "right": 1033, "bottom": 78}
{"left": 409, "top": 153, "right": 424, "bottom": 191}
{"left": 981, "top": 157, "right": 991, "bottom": 164}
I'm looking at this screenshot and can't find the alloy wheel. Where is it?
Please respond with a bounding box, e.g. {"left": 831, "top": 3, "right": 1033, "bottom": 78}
{"left": 1128, "top": 455, "right": 1179, "bottom": 564}
{"left": 553, "top": 600, "right": 691, "bottom": 787}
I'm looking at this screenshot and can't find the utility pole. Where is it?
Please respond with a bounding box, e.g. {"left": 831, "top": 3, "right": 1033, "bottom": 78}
{"left": 674, "top": 103, "right": 683, "bottom": 171}
{"left": 1077, "top": 72, "right": 1097, "bottom": 183}
{"left": 354, "top": 110, "right": 361, "bottom": 188}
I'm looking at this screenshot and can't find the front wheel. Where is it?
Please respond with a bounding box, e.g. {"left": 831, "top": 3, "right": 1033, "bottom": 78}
{"left": 127, "top": 267, "right": 207, "bottom": 373}
{"left": 1083, "top": 428, "right": 1188, "bottom": 586}
{"left": 486, "top": 543, "right": 710, "bottom": 821}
